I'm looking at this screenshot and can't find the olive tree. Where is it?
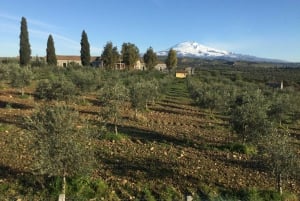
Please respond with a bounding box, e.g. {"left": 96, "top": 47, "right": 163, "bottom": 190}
{"left": 262, "top": 127, "right": 299, "bottom": 195}
{"left": 98, "top": 78, "right": 128, "bottom": 134}
{"left": 10, "top": 65, "right": 32, "bottom": 96}
{"left": 229, "top": 90, "right": 272, "bottom": 144}
{"left": 25, "top": 104, "right": 95, "bottom": 198}
{"left": 129, "top": 79, "right": 159, "bottom": 118}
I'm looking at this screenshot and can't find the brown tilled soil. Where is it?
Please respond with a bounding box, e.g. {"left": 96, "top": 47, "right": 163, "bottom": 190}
{"left": 0, "top": 84, "right": 299, "bottom": 199}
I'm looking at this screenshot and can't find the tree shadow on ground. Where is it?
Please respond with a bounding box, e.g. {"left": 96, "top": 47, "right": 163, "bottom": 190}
{"left": 100, "top": 154, "right": 178, "bottom": 181}
{"left": 0, "top": 100, "right": 33, "bottom": 110}
{"left": 211, "top": 154, "right": 267, "bottom": 172}
{"left": 117, "top": 125, "right": 201, "bottom": 150}
{"left": 0, "top": 164, "right": 57, "bottom": 195}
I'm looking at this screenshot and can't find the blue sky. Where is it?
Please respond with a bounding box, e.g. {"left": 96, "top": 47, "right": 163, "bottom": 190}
{"left": 0, "top": 0, "right": 299, "bottom": 62}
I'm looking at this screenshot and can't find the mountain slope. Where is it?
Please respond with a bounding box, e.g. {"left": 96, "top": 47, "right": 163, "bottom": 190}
{"left": 157, "top": 41, "right": 285, "bottom": 62}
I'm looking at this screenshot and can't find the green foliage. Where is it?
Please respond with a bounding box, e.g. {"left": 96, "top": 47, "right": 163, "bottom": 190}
{"left": 19, "top": 17, "right": 31, "bottom": 66}
{"left": 101, "top": 41, "right": 120, "bottom": 70}
{"left": 0, "top": 64, "right": 10, "bottom": 81}
{"left": 198, "top": 183, "right": 219, "bottom": 200}
{"left": 187, "top": 77, "right": 236, "bottom": 114}
{"left": 121, "top": 42, "right": 140, "bottom": 70}
{"left": 143, "top": 46, "right": 158, "bottom": 70}
{"left": 165, "top": 48, "right": 177, "bottom": 71}
{"left": 258, "top": 190, "right": 281, "bottom": 201}
{"left": 80, "top": 30, "right": 91, "bottom": 66}
{"left": 262, "top": 127, "right": 299, "bottom": 194}
{"left": 25, "top": 104, "right": 95, "bottom": 178}
{"left": 219, "top": 143, "right": 257, "bottom": 155}
{"left": 98, "top": 131, "right": 127, "bottom": 141}
{"left": 229, "top": 90, "right": 272, "bottom": 143}
{"left": 68, "top": 67, "right": 97, "bottom": 92}
{"left": 98, "top": 78, "right": 128, "bottom": 134}
{"left": 0, "top": 123, "right": 9, "bottom": 132}
{"left": 9, "top": 65, "right": 33, "bottom": 95}
{"left": 142, "top": 187, "right": 157, "bottom": 201}
{"left": 268, "top": 93, "right": 292, "bottom": 125}
{"left": 159, "top": 185, "right": 182, "bottom": 201}
{"left": 46, "top": 34, "right": 57, "bottom": 65}
{"left": 129, "top": 78, "right": 160, "bottom": 114}
{"left": 35, "top": 76, "right": 77, "bottom": 101}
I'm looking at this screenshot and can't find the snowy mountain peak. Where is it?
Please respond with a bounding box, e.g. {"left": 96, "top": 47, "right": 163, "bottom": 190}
{"left": 157, "top": 41, "right": 285, "bottom": 62}
{"left": 158, "top": 41, "right": 230, "bottom": 57}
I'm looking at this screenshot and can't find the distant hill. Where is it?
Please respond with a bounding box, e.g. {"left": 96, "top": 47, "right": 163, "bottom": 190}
{"left": 157, "top": 41, "right": 287, "bottom": 63}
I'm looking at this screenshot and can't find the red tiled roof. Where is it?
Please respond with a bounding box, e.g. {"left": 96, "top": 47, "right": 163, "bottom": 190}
{"left": 56, "top": 55, "right": 99, "bottom": 61}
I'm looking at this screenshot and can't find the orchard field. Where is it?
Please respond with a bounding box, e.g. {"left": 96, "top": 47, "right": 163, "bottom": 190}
{"left": 0, "top": 62, "right": 299, "bottom": 200}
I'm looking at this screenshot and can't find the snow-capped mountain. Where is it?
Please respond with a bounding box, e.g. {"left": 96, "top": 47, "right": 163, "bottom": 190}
{"left": 157, "top": 41, "right": 285, "bottom": 62}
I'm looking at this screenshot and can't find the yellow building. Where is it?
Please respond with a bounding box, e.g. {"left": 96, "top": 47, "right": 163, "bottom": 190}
{"left": 175, "top": 70, "right": 188, "bottom": 78}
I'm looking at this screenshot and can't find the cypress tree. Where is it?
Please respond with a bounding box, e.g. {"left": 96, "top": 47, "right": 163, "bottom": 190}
{"left": 19, "top": 17, "right": 31, "bottom": 66}
{"left": 165, "top": 48, "right": 177, "bottom": 72}
{"left": 46, "top": 34, "right": 57, "bottom": 66}
{"left": 143, "top": 46, "right": 158, "bottom": 70}
{"left": 80, "top": 30, "right": 91, "bottom": 66}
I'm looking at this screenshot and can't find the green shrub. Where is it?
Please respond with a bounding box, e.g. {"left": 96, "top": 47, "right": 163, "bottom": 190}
{"left": 99, "top": 132, "right": 127, "bottom": 141}
{"left": 159, "top": 185, "right": 182, "bottom": 201}
{"left": 259, "top": 190, "right": 281, "bottom": 201}
{"left": 68, "top": 177, "right": 111, "bottom": 200}
{"left": 0, "top": 183, "right": 9, "bottom": 193}
{"left": 219, "top": 143, "right": 257, "bottom": 155}
{"left": 68, "top": 68, "right": 97, "bottom": 92}
{"left": 246, "top": 188, "right": 263, "bottom": 201}
{"left": 143, "top": 188, "right": 157, "bottom": 201}
{"left": 198, "top": 183, "right": 219, "bottom": 200}
{"left": 35, "top": 77, "right": 77, "bottom": 101}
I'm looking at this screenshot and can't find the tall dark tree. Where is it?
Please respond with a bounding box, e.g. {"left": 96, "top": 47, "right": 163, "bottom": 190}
{"left": 46, "top": 34, "right": 57, "bottom": 66}
{"left": 165, "top": 48, "right": 177, "bottom": 72}
{"left": 19, "top": 17, "right": 31, "bottom": 66}
{"left": 80, "top": 30, "right": 91, "bottom": 66}
{"left": 121, "top": 42, "right": 140, "bottom": 70}
{"left": 143, "top": 47, "right": 158, "bottom": 70}
{"left": 101, "top": 41, "right": 119, "bottom": 70}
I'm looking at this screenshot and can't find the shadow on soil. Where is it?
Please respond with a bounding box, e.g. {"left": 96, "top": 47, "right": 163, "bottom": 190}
{"left": 117, "top": 125, "right": 200, "bottom": 149}
{"left": 0, "top": 100, "right": 33, "bottom": 110}
{"left": 100, "top": 154, "right": 177, "bottom": 180}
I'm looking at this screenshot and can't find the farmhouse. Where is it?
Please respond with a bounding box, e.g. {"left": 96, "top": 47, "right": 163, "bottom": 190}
{"left": 134, "top": 60, "right": 146, "bottom": 70}
{"left": 56, "top": 55, "right": 101, "bottom": 67}
{"left": 56, "top": 55, "right": 81, "bottom": 67}
{"left": 185, "top": 67, "right": 195, "bottom": 75}
{"left": 154, "top": 63, "right": 167, "bottom": 72}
